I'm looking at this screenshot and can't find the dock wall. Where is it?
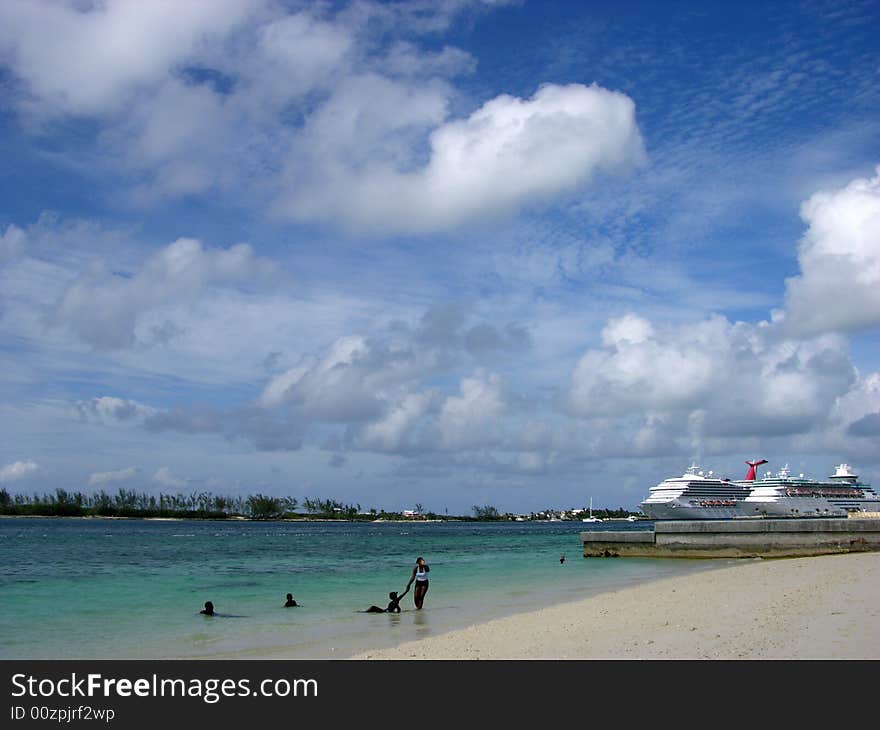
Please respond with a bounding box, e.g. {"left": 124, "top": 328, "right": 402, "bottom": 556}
{"left": 581, "top": 518, "right": 880, "bottom": 558}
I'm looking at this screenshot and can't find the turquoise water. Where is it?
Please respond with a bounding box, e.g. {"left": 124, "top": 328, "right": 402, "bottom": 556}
{"left": 0, "top": 517, "right": 729, "bottom": 658}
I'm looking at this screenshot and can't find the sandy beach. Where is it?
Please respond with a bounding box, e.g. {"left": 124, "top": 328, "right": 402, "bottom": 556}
{"left": 352, "top": 552, "right": 880, "bottom": 660}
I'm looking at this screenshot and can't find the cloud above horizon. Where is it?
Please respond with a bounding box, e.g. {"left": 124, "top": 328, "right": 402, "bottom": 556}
{"left": 0, "top": 1, "right": 878, "bottom": 510}
{"left": 89, "top": 466, "right": 139, "bottom": 486}
{"left": 0, "top": 459, "right": 39, "bottom": 483}
{"left": 779, "top": 166, "right": 880, "bottom": 336}
{"left": 50, "top": 237, "right": 277, "bottom": 350}
{"left": 0, "top": 2, "right": 643, "bottom": 232}
{"left": 277, "top": 82, "right": 646, "bottom": 233}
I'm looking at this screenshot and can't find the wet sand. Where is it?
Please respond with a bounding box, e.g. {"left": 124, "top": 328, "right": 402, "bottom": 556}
{"left": 351, "top": 552, "right": 880, "bottom": 659}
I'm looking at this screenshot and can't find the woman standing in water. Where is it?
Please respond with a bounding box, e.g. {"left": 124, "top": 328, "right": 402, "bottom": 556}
{"left": 404, "top": 556, "right": 430, "bottom": 609}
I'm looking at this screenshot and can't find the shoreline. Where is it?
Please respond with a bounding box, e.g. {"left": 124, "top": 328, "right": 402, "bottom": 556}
{"left": 0, "top": 514, "right": 460, "bottom": 523}
{"left": 350, "top": 551, "right": 880, "bottom": 659}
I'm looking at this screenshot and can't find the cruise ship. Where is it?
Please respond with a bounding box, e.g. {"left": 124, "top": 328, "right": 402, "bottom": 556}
{"left": 742, "top": 463, "right": 880, "bottom": 517}
{"left": 640, "top": 460, "right": 880, "bottom": 519}
{"left": 638, "top": 463, "right": 755, "bottom": 519}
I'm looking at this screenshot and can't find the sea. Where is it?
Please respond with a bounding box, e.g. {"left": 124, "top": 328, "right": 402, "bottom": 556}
{"left": 0, "top": 517, "right": 733, "bottom": 659}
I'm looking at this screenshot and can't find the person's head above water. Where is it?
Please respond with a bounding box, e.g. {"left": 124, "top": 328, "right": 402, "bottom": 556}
{"left": 286, "top": 593, "right": 293, "bottom": 600}
{"left": 389, "top": 591, "right": 398, "bottom": 600}
{"left": 201, "top": 601, "right": 214, "bottom": 615}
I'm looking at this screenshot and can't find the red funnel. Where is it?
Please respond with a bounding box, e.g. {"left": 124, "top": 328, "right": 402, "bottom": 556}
{"left": 744, "top": 459, "right": 768, "bottom": 481}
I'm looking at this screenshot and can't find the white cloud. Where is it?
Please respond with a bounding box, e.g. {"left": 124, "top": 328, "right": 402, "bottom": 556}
{"left": 437, "top": 372, "right": 507, "bottom": 449}
{"left": 258, "top": 335, "right": 384, "bottom": 421}
{"left": 51, "top": 237, "right": 277, "bottom": 349}
{"left": 1, "top": 4, "right": 638, "bottom": 234}
{"left": 360, "top": 391, "right": 434, "bottom": 452}
{"left": 568, "top": 314, "right": 856, "bottom": 439}
{"left": 0, "top": 224, "right": 25, "bottom": 266}
{"left": 0, "top": 0, "right": 255, "bottom": 116}
{"left": 833, "top": 371, "right": 880, "bottom": 437}
{"left": 0, "top": 459, "right": 38, "bottom": 482}
{"left": 254, "top": 11, "right": 353, "bottom": 91}
{"left": 89, "top": 466, "right": 139, "bottom": 486}
{"left": 278, "top": 82, "right": 645, "bottom": 233}
{"left": 780, "top": 166, "right": 880, "bottom": 335}
{"left": 600, "top": 313, "right": 655, "bottom": 347}
{"left": 76, "top": 396, "right": 158, "bottom": 425}
{"left": 153, "top": 466, "right": 187, "bottom": 488}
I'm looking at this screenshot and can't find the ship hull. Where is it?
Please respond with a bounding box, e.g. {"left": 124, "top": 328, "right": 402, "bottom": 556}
{"left": 744, "top": 497, "right": 877, "bottom": 518}
{"left": 639, "top": 461, "right": 879, "bottom": 521}
{"left": 640, "top": 500, "right": 756, "bottom": 520}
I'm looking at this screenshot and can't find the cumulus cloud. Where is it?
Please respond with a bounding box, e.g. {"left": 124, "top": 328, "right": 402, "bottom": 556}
{"left": 0, "top": 2, "right": 644, "bottom": 232}
{"left": 0, "top": 459, "right": 38, "bottom": 482}
{"left": 153, "top": 466, "right": 187, "bottom": 488}
{"left": 89, "top": 467, "right": 139, "bottom": 486}
{"left": 568, "top": 313, "right": 856, "bottom": 438}
{"left": 136, "top": 305, "right": 529, "bottom": 456}
{"left": 780, "top": 166, "right": 880, "bottom": 336}
{"left": 258, "top": 335, "right": 387, "bottom": 421}
{"left": 76, "top": 396, "right": 158, "bottom": 424}
{"left": 51, "top": 237, "right": 277, "bottom": 349}
{"left": 360, "top": 391, "right": 435, "bottom": 452}
{"left": 145, "top": 404, "right": 306, "bottom": 452}
{"left": 0, "top": 0, "right": 255, "bottom": 116}
{"left": 278, "top": 82, "right": 646, "bottom": 233}
{"left": 834, "top": 371, "right": 880, "bottom": 439}
{"left": 1, "top": 1, "right": 547, "bottom": 224}
{"left": 437, "top": 372, "right": 507, "bottom": 449}
{"left": 848, "top": 412, "right": 880, "bottom": 436}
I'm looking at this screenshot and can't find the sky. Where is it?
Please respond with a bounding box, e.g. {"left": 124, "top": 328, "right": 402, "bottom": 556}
{"left": 0, "top": 0, "right": 878, "bottom": 514}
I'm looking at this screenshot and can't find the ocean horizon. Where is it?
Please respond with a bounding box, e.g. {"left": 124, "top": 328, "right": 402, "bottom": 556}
{"left": 1, "top": 516, "right": 733, "bottom": 659}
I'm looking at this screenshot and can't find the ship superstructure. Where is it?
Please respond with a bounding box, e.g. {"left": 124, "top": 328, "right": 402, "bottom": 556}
{"left": 639, "top": 463, "right": 754, "bottom": 519}
{"left": 742, "top": 463, "right": 880, "bottom": 517}
{"left": 640, "top": 460, "right": 880, "bottom": 520}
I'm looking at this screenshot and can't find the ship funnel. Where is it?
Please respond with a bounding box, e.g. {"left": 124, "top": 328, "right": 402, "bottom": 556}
{"left": 744, "top": 459, "right": 768, "bottom": 481}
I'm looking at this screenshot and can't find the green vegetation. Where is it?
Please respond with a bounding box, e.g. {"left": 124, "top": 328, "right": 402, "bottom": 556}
{"left": 471, "top": 504, "right": 501, "bottom": 520}
{"left": 0, "top": 487, "right": 437, "bottom": 521}
{"left": 0, "top": 487, "right": 640, "bottom": 521}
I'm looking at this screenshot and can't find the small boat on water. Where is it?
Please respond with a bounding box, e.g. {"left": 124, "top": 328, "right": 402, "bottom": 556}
{"left": 582, "top": 497, "right": 603, "bottom": 523}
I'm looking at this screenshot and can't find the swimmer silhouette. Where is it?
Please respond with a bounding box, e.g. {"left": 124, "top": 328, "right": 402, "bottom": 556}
{"left": 284, "top": 593, "right": 298, "bottom": 607}
{"left": 560, "top": 555, "right": 566, "bottom": 564}
{"left": 198, "top": 601, "right": 244, "bottom": 618}
{"left": 363, "top": 588, "right": 409, "bottom": 613}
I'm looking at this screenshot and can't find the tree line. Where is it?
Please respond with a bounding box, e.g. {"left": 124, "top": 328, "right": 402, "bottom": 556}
{"left": 0, "top": 487, "right": 461, "bottom": 520}
{"left": 0, "top": 488, "right": 365, "bottom": 520}
{"left": 0, "top": 488, "right": 637, "bottom": 521}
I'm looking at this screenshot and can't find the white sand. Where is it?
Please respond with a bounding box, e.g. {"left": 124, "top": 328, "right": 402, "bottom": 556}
{"left": 351, "top": 552, "right": 880, "bottom": 659}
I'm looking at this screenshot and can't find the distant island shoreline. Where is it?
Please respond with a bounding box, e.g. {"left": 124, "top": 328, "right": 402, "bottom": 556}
{"left": 0, "top": 487, "right": 641, "bottom": 522}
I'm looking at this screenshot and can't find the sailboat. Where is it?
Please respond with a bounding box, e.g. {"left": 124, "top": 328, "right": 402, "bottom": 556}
{"left": 581, "top": 497, "right": 603, "bottom": 522}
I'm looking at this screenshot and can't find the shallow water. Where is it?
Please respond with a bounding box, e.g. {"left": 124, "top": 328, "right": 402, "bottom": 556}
{"left": 0, "top": 517, "right": 730, "bottom": 658}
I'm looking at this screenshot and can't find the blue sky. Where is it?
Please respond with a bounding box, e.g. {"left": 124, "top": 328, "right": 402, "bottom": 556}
{"left": 0, "top": 0, "right": 878, "bottom": 513}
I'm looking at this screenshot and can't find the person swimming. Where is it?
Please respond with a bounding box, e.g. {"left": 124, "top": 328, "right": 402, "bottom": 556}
{"left": 363, "top": 588, "right": 409, "bottom": 613}
{"left": 284, "top": 593, "right": 298, "bottom": 607}
{"left": 197, "top": 600, "right": 245, "bottom": 618}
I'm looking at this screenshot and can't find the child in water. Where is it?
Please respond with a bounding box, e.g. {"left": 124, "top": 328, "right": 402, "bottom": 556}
{"left": 364, "top": 587, "right": 409, "bottom": 613}
{"left": 284, "top": 593, "right": 298, "bottom": 607}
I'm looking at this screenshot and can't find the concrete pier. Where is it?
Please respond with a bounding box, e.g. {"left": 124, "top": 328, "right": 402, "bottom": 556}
{"left": 581, "top": 517, "right": 880, "bottom": 558}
